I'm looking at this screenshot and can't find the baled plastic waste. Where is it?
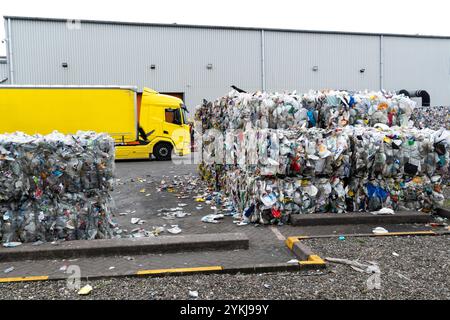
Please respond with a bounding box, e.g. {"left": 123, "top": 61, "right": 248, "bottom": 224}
{"left": 195, "top": 90, "right": 449, "bottom": 225}
{"left": 195, "top": 89, "right": 417, "bottom": 131}
{"left": 0, "top": 131, "right": 116, "bottom": 243}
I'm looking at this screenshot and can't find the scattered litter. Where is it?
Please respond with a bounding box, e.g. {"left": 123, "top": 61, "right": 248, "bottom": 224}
{"left": 338, "top": 236, "right": 346, "bottom": 241}
{"left": 139, "top": 189, "right": 146, "bottom": 193}
{"left": 263, "top": 284, "right": 271, "bottom": 289}
{"left": 130, "top": 228, "right": 152, "bottom": 238}
{"left": 371, "top": 208, "right": 395, "bottom": 215}
{"left": 59, "top": 265, "right": 68, "bottom": 272}
{"left": 175, "top": 212, "right": 190, "bottom": 218}
{"left": 326, "top": 257, "right": 380, "bottom": 274}
{"left": 427, "top": 222, "right": 448, "bottom": 228}
{"left": 167, "top": 226, "right": 182, "bottom": 234}
{"left": 152, "top": 226, "right": 165, "bottom": 236}
{"left": 2, "top": 242, "right": 22, "bottom": 248}
{"left": 372, "top": 227, "right": 389, "bottom": 234}
{"left": 4, "top": 267, "right": 14, "bottom": 273}
{"left": 188, "top": 290, "right": 199, "bottom": 298}
{"left": 287, "top": 259, "right": 299, "bottom": 264}
{"left": 392, "top": 252, "right": 400, "bottom": 257}
{"left": 109, "top": 266, "right": 115, "bottom": 270}
{"left": 131, "top": 218, "right": 141, "bottom": 224}
{"left": 78, "top": 284, "right": 93, "bottom": 295}
{"left": 234, "top": 220, "right": 249, "bottom": 226}
{"left": 201, "top": 214, "right": 224, "bottom": 224}
{"left": 119, "top": 212, "right": 128, "bottom": 216}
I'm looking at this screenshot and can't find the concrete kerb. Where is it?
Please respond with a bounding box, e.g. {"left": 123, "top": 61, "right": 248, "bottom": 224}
{"left": 285, "top": 237, "right": 326, "bottom": 269}
{"left": 435, "top": 207, "right": 450, "bottom": 219}
{"left": 0, "top": 232, "right": 249, "bottom": 262}
{"left": 289, "top": 211, "right": 432, "bottom": 227}
{"left": 288, "top": 230, "right": 450, "bottom": 241}
{"left": 0, "top": 231, "right": 314, "bottom": 283}
{"left": 285, "top": 230, "right": 450, "bottom": 270}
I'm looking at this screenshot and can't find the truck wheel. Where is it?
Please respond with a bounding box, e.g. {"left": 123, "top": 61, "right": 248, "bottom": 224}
{"left": 154, "top": 143, "right": 173, "bottom": 161}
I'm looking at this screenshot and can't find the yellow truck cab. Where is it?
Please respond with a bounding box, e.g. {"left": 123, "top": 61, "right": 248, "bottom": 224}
{"left": 0, "top": 85, "right": 190, "bottom": 160}
{"left": 117, "top": 87, "right": 191, "bottom": 160}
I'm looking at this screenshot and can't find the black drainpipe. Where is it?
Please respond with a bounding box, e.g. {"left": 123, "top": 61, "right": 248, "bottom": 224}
{"left": 398, "top": 89, "right": 431, "bottom": 107}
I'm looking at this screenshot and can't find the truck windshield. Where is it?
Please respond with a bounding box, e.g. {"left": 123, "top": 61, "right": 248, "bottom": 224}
{"left": 181, "top": 108, "right": 188, "bottom": 124}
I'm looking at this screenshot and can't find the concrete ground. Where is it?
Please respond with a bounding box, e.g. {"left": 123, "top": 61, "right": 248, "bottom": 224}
{"left": 0, "top": 155, "right": 448, "bottom": 299}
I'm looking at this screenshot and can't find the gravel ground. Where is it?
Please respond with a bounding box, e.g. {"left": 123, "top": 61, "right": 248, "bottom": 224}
{"left": 0, "top": 235, "right": 448, "bottom": 300}
{"left": 304, "top": 235, "right": 450, "bottom": 300}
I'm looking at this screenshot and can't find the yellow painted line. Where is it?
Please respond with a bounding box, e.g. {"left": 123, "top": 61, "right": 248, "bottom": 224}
{"left": 298, "top": 255, "right": 327, "bottom": 266}
{"left": 0, "top": 275, "right": 49, "bottom": 283}
{"left": 308, "top": 255, "right": 326, "bottom": 264}
{"left": 136, "top": 266, "right": 223, "bottom": 276}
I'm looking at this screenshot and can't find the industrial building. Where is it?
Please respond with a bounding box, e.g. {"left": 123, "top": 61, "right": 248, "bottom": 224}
{"left": 0, "top": 56, "right": 8, "bottom": 83}
{"left": 2, "top": 15, "right": 450, "bottom": 111}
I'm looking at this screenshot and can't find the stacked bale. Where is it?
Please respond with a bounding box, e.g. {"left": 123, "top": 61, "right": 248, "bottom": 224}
{"left": 196, "top": 90, "right": 449, "bottom": 224}
{"left": 0, "top": 131, "right": 116, "bottom": 243}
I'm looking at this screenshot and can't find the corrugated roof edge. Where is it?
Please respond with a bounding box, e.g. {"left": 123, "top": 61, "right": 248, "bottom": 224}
{"left": 4, "top": 15, "right": 450, "bottom": 40}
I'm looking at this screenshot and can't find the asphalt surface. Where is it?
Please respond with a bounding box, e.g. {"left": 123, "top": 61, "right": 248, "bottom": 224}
{"left": 112, "top": 156, "right": 209, "bottom": 237}
{"left": 1, "top": 234, "right": 448, "bottom": 300}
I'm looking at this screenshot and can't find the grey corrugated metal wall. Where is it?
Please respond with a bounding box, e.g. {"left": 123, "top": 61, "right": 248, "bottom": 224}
{"left": 383, "top": 36, "right": 450, "bottom": 106}
{"left": 264, "top": 31, "right": 380, "bottom": 92}
{"left": 0, "top": 61, "right": 8, "bottom": 83}
{"left": 5, "top": 17, "right": 450, "bottom": 110}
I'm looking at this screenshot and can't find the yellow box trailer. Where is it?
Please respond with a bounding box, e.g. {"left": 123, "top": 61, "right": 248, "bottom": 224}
{"left": 0, "top": 85, "right": 191, "bottom": 160}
